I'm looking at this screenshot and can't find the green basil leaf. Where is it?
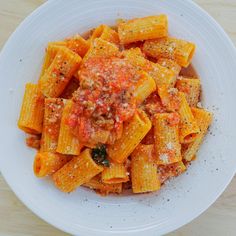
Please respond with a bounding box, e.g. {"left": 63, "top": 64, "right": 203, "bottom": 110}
{"left": 91, "top": 144, "right": 110, "bottom": 167}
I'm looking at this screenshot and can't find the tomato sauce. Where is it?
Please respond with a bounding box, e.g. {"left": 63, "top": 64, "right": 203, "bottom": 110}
{"left": 69, "top": 57, "right": 140, "bottom": 144}
{"left": 143, "top": 93, "right": 165, "bottom": 117}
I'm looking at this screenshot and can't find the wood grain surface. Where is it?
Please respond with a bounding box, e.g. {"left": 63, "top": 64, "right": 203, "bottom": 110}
{"left": 0, "top": 1, "right": 236, "bottom": 235}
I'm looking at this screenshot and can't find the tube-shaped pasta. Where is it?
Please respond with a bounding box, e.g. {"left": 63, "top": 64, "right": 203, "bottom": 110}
{"left": 53, "top": 149, "right": 104, "bottom": 193}
{"left": 83, "top": 38, "right": 120, "bottom": 63}
{"left": 82, "top": 128, "right": 110, "bottom": 149}
{"left": 107, "top": 109, "right": 152, "bottom": 163}
{"left": 102, "top": 162, "right": 129, "bottom": 184}
{"left": 56, "top": 100, "right": 82, "bottom": 155}
{"left": 158, "top": 86, "right": 180, "bottom": 112}
{"left": 83, "top": 175, "right": 122, "bottom": 195}
{"left": 183, "top": 108, "right": 213, "bottom": 161}
{"left": 90, "top": 25, "right": 105, "bottom": 41}
{"left": 100, "top": 25, "right": 120, "bottom": 44}
{"left": 175, "top": 77, "right": 201, "bottom": 107}
{"left": 90, "top": 24, "right": 119, "bottom": 44}
{"left": 131, "top": 144, "right": 160, "bottom": 193}
{"left": 65, "top": 34, "right": 90, "bottom": 57}
{"left": 157, "top": 58, "right": 181, "bottom": 76}
{"left": 90, "top": 129, "right": 110, "bottom": 146}
{"left": 118, "top": 15, "right": 168, "bottom": 44}
{"left": 42, "top": 37, "right": 88, "bottom": 75}
{"left": 153, "top": 113, "right": 182, "bottom": 165}
{"left": 39, "top": 42, "right": 66, "bottom": 79}
{"left": 39, "top": 46, "right": 82, "bottom": 98}
{"left": 40, "top": 98, "right": 65, "bottom": 152}
{"left": 25, "top": 134, "right": 41, "bottom": 149}
{"left": 158, "top": 161, "right": 186, "bottom": 184}
{"left": 123, "top": 48, "right": 176, "bottom": 87}
{"left": 18, "top": 83, "right": 44, "bottom": 134}
{"left": 122, "top": 47, "right": 143, "bottom": 58}
{"left": 178, "top": 92, "right": 200, "bottom": 143}
{"left": 33, "top": 152, "right": 71, "bottom": 177}
{"left": 132, "top": 71, "right": 156, "bottom": 104}
{"left": 143, "top": 37, "right": 196, "bottom": 67}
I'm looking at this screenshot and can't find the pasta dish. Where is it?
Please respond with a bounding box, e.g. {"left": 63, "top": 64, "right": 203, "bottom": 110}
{"left": 18, "top": 15, "right": 212, "bottom": 195}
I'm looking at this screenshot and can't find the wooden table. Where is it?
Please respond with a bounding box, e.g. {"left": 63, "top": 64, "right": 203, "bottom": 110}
{"left": 0, "top": 1, "right": 236, "bottom": 235}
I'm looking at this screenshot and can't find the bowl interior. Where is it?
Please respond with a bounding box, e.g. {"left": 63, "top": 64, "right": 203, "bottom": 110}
{"left": 0, "top": 0, "right": 236, "bottom": 235}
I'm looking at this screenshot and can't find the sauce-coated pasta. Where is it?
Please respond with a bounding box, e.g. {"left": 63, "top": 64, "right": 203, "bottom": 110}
{"left": 18, "top": 14, "right": 212, "bottom": 196}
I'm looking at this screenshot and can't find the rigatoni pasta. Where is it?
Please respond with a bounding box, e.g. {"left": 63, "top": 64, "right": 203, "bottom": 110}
{"left": 18, "top": 14, "right": 212, "bottom": 196}
{"left": 176, "top": 77, "right": 201, "bottom": 107}
{"left": 131, "top": 144, "right": 160, "bottom": 193}
{"left": 83, "top": 38, "right": 119, "bottom": 63}
{"left": 39, "top": 42, "right": 66, "bottom": 80}
{"left": 18, "top": 83, "right": 44, "bottom": 134}
{"left": 100, "top": 25, "right": 120, "bottom": 44}
{"left": 102, "top": 162, "right": 129, "bottom": 184}
{"left": 53, "top": 149, "right": 104, "bottom": 193}
{"left": 158, "top": 161, "right": 186, "bottom": 184}
{"left": 83, "top": 175, "right": 122, "bottom": 195}
{"left": 34, "top": 152, "right": 72, "bottom": 177}
{"left": 39, "top": 46, "right": 81, "bottom": 97}
{"left": 143, "top": 37, "right": 196, "bottom": 67}
{"left": 90, "top": 24, "right": 119, "bottom": 44}
{"left": 157, "top": 86, "right": 180, "bottom": 112}
{"left": 183, "top": 108, "right": 213, "bottom": 161}
{"left": 123, "top": 47, "right": 176, "bottom": 88}
{"left": 107, "top": 109, "right": 152, "bottom": 164}
{"left": 40, "top": 98, "right": 65, "bottom": 152}
{"left": 65, "top": 34, "right": 90, "bottom": 57}
{"left": 118, "top": 15, "right": 168, "bottom": 44}
{"left": 57, "top": 100, "right": 82, "bottom": 155}
{"left": 153, "top": 113, "right": 182, "bottom": 165}
{"left": 132, "top": 71, "right": 156, "bottom": 104}
{"left": 178, "top": 92, "right": 200, "bottom": 143}
{"left": 157, "top": 58, "right": 181, "bottom": 76}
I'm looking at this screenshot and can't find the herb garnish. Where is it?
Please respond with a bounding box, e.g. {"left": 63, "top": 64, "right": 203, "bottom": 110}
{"left": 91, "top": 144, "right": 110, "bottom": 167}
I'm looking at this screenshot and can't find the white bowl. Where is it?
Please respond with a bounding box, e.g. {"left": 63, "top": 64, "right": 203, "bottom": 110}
{"left": 1, "top": 0, "right": 236, "bottom": 235}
